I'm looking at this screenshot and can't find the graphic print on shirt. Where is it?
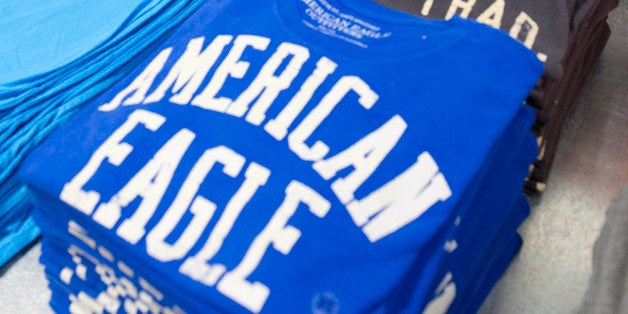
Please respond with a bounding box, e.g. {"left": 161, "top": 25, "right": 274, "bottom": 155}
{"left": 58, "top": 34, "right": 452, "bottom": 313}
{"left": 423, "top": 272, "right": 456, "bottom": 314}
{"left": 59, "top": 221, "right": 185, "bottom": 314}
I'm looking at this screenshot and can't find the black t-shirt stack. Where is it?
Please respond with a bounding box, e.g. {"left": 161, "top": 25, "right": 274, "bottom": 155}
{"left": 526, "top": 0, "right": 619, "bottom": 192}
{"left": 374, "top": 0, "right": 619, "bottom": 193}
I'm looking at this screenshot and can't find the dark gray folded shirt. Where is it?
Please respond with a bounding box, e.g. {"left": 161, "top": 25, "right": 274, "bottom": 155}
{"left": 373, "top": 0, "right": 574, "bottom": 81}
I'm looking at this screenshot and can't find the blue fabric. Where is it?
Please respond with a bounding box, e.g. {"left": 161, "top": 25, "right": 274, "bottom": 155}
{"left": 0, "top": 0, "right": 206, "bottom": 267}
{"left": 392, "top": 105, "right": 537, "bottom": 313}
{"left": 32, "top": 193, "right": 191, "bottom": 313}
{"left": 464, "top": 230, "right": 525, "bottom": 314}
{"left": 19, "top": 0, "right": 542, "bottom": 312}
{"left": 413, "top": 196, "right": 529, "bottom": 314}
{"left": 0, "top": 215, "right": 39, "bottom": 267}
{"left": 0, "top": 0, "right": 142, "bottom": 85}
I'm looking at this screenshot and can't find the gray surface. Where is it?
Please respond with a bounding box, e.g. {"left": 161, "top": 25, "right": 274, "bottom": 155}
{"left": 0, "top": 4, "right": 626, "bottom": 313}
{"left": 0, "top": 242, "right": 49, "bottom": 313}
{"left": 579, "top": 186, "right": 628, "bottom": 314}
{"left": 480, "top": 3, "right": 628, "bottom": 314}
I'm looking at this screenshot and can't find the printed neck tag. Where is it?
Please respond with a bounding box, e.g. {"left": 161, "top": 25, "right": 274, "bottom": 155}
{"left": 298, "top": 0, "right": 392, "bottom": 48}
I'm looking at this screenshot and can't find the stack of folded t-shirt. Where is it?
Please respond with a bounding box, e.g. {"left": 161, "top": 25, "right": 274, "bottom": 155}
{"left": 0, "top": 0, "right": 205, "bottom": 267}
{"left": 526, "top": 0, "right": 619, "bottom": 192}
{"left": 373, "top": 0, "right": 619, "bottom": 193}
{"left": 0, "top": 0, "right": 142, "bottom": 85}
{"left": 19, "top": 0, "right": 542, "bottom": 312}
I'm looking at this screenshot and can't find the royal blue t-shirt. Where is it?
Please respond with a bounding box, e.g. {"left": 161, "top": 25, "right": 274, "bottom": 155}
{"left": 20, "top": 0, "right": 542, "bottom": 312}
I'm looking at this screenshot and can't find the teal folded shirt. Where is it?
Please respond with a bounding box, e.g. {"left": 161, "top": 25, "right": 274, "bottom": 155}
{"left": 0, "top": 0, "right": 205, "bottom": 267}
{"left": 0, "top": 0, "right": 142, "bottom": 85}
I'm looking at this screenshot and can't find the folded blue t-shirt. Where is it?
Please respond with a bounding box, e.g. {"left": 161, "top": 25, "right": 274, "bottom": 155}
{"left": 19, "top": 0, "right": 542, "bottom": 312}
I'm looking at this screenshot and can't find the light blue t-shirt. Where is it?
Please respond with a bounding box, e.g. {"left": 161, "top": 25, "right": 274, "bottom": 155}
{"left": 0, "top": 0, "right": 206, "bottom": 267}
{"left": 0, "top": 0, "right": 142, "bottom": 85}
